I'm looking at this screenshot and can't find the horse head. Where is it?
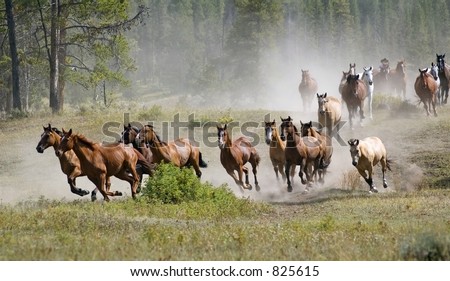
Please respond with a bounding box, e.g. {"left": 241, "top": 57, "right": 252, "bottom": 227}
{"left": 300, "top": 120, "right": 313, "bottom": 137}
{"left": 346, "top": 74, "right": 361, "bottom": 97}
{"left": 264, "top": 120, "right": 276, "bottom": 145}
{"left": 121, "top": 123, "right": 141, "bottom": 146}
{"left": 36, "top": 124, "right": 56, "bottom": 153}
{"left": 317, "top": 92, "right": 329, "bottom": 115}
{"left": 436, "top": 53, "right": 446, "bottom": 72}
{"left": 362, "top": 66, "right": 373, "bottom": 86}
{"left": 430, "top": 63, "right": 439, "bottom": 81}
{"left": 56, "top": 128, "right": 74, "bottom": 157}
{"left": 216, "top": 124, "right": 229, "bottom": 149}
{"left": 349, "top": 63, "right": 356, "bottom": 75}
{"left": 279, "top": 116, "right": 293, "bottom": 141}
{"left": 347, "top": 138, "right": 360, "bottom": 166}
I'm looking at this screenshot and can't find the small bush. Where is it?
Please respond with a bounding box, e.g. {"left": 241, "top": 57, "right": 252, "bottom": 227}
{"left": 142, "top": 162, "right": 236, "bottom": 204}
{"left": 400, "top": 233, "right": 450, "bottom": 260}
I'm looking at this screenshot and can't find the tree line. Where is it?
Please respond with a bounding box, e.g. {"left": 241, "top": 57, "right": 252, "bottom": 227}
{"left": 1, "top": 0, "right": 449, "bottom": 114}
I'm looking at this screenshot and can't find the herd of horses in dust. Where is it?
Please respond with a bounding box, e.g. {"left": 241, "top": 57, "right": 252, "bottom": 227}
{"left": 35, "top": 54, "right": 450, "bottom": 201}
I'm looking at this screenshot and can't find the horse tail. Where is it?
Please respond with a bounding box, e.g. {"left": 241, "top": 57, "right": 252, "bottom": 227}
{"left": 134, "top": 148, "right": 155, "bottom": 176}
{"left": 199, "top": 152, "right": 208, "bottom": 168}
{"left": 386, "top": 157, "right": 393, "bottom": 171}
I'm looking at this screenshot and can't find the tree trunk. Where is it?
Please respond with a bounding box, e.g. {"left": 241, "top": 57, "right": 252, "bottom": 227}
{"left": 5, "top": 0, "right": 22, "bottom": 110}
{"left": 49, "top": 0, "right": 60, "bottom": 114}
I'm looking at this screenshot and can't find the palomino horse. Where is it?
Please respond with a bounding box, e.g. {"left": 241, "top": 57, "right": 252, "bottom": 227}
{"left": 429, "top": 62, "right": 441, "bottom": 104}
{"left": 217, "top": 124, "right": 260, "bottom": 192}
{"left": 300, "top": 120, "right": 332, "bottom": 184}
{"left": 280, "top": 116, "right": 323, "bottom": 192}
{"left": 388, "top": 60, "right": 407, "bottom": 99}
{"left": 36, "top": 124, "right": 92, "bottom": 198}
{"left": 348, "top": 137, "right": 391, "bottom": 193}
{"left": 341, "top": 74, "right": 367, "bottom": 129}
{"left": 298, "top": 69, "right": 318, "bottom": 111}
{"left": 264, "top": 120, "right": 295, "bottom": 182}
{"left": 414, "top": 68, "right": 438, "bottom": 117}
{"left": 56, "top": 129, "right": 141, "bottom": 201}
{"left": 137, "top": 124, "right": 207, "bottom": 177}
{"left": 317, "top": 92, "right": 342, "bottom": 138}
{"left": 436, "top": 53, "right": 450, "bottom": 104}
{"left": 361, "top": 66, "right": 374, "bottom": 119}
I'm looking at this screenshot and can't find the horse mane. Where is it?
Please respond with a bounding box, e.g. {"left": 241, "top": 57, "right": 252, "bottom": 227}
{"left": 52, "top": 127, "right": 63, "bottom": 137}
{"left": 74, "top": 133, "right": 98, "bottom": 149}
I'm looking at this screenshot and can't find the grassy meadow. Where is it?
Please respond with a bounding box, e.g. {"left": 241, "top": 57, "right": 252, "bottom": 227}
{"left": 1, "top": 95, "right": 450, "bottom": 261}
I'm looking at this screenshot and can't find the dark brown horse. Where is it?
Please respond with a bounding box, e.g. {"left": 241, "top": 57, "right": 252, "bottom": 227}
{"left": 436, "top": 53, "right": 450, "bottom": 104}
{"left": 414, "top": 68, "right": 438, "bottom": 117}
{"left": 217, "top": 124, "right": 261, "bottom": 192}
{"left": 137, "top": 124, "right": 207, "bottom": 177}
{"left": 373, "top": 66, "right": 390, "bottom": 93}
{"left": 56, "top": 129, "right": 141, "bottom": 201}
{"left": 338, "top": 70, "right": 351, "bottom": 95}
{"left": 264, "top": 120, "right": 295, "bottom": 182}
{"left": 280, "top": 117, "right": 323, "bottom": 192}
{"left": 388, "top": 60, "right": 407, "bottom": 99}
{"left": 341, "top": 74, "right": 367, "bottom": 129}
{"left": 300, "top": 120, "right": 332, "bottom": 183}
{"left": 299, "top": 69, "right": 318, "bottom": 111}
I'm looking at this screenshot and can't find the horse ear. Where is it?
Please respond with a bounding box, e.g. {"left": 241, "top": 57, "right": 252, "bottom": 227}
{"left": 316, "top": 93, "right": 319, "bottom": 98}
{"left": 324, "top": 92, "right": 327, "bottom": 98}
{"left": 369, "top": 66, "right": 373, "bottom": 71}
{"left": 224, "top": 124, "right": 227, "bottom": 130}
{"left": 308, "top": 121, "right": 312, "bottom": 126}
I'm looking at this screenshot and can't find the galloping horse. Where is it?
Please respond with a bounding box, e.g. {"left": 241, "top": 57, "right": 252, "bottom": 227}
{"left": 429, "top": 63, "right": 441, "bottom": 104}
{"left": 317, "top": 92, "right": 342, "bottom": 138}
{"left": 300, "top": 120, "right": 332, "bottom": 183}
{"left": 361, "top": 66, "right": 374, "bottom": 119}
{"left": 36, "top": 124, "right": 92, "bottom": 198}
{"left": 414, "top": 68, "right": 438, "bottom": 117}
{"left": 280, "top": 116, "right": 323, "bottom": 192}
{"left": 436, "top": 53, "right": 450, "bottom": 104}
{"left": 56, "top": 129, "right": 141, "bottom": 201}
{"left": 348, "top": 137, "right": 391, "bottom": 193}
{"left": 217, "top": 124, "right": 260, "bottom": 192}
{"left": 373, "top": 64, "right": 390, "bottom": 93}
{"left": 121, "top": 124, "right": 154, "bottom": 166}
{"left": 264, "top": 120, "right": 295, "bottom": 182}
{"left": 349, "top": 63, "right": 356, "bottom": 75}
{"left": 388, "top": 60, "right": 407, "bottom": 99}
{"left": 298, "top": 69, "right": 318, "bottom": 111}
{"left": 137, "top": 124, "right": 207, "bottom": 177}
{"left": 341, "top": 74, "right": 367, "bottom": 129}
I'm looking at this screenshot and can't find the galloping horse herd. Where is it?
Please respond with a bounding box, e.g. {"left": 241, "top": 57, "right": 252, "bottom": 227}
{"left": 36, "top": 54, "right": 450, "bottom": 201}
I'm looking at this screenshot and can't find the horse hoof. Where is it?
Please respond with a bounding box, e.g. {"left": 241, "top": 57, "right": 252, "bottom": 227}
{"left": 244, "top": 184, "right": 252, "bottom": 191}
{"left": 115, "top": 191, "right": 123, "bottom": 196}
{"left": 369, "top": 187, "right": 378, "bottom": 193}
{"left": 91, "top": 195, "right": 97, "bottom": 202}
{"left": 81, "top": 190, "right": 90, "bottom": 196}
{"left": 383, "top": 183, "right": 388, "bottom": 188}
{"left": 287, "top": 185, "right": 293, "bottom": 192}
{"left": 255, "top": 184, "right": 261, "bottom": 192}
{"left": 136, "top": 186, "right": 141, "bottom": 194}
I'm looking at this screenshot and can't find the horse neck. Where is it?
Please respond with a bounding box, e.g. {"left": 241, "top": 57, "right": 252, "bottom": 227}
{"left": 271, "top": 128, "right": 285, "bottom": 149}
{"left": 147, "top": 131, "right": 172, "bottom": 159}
{"left": 70, "top": 136, "right": 96, "bottom": 165}
{"left": 50, "top": 132, "right": 61, "bottom": 150}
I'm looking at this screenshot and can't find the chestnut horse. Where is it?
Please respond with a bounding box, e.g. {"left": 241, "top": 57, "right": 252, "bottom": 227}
{"left": 388, "top": 60, "right": 407, "bottom": 99}
{"left": 137, "top": 124, "right": 207, "bottom": 177}
{"left": 348, "top": 137, "right": 391, "bottom": 193}
{"left": 264, "top": 120, "right": 295, "bottom": 182}
{"left": 56, "top": 129, "right": 141, "bottom": 201}
{"left": 36, "top": 124, "right": 93, "bottom": 198}
{"left": 299, "top": 69, "right": 318, "bottom": 111}
{"left": 341, "top": 74, "right": 367, "bottom": 129}
{"left": 121, "top": 124, "right": 154, "bottom": 166}
{"left": 217, "top": 124, "right": 260, "bottom": 192}
{"left": 436, "top": 53, "right": 450, "bottom": 104}
{"left": 300, "top": 120, "right": 332, "bottom": 184}
{"left": 280, "top": 116, "right": 323, "bottom": 192}
{"left": 414, "top": 68, "right": 438, "bottom": 117}
{"left": 317, "top": 92, "right": 342, "bottom": 138}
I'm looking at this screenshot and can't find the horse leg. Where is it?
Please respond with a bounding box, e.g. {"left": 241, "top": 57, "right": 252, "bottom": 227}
{"left": 285, "top": 161, "right": 293, "bottom": 192}
{"left": 298, "top": 158, "right": 307, "bottom": 185}
{"left": 250, "top": 160, "right": 260, "bottom": 192}
{"left": 242, "top": 166, "right": 251, "bottom": 188}
{"left": 67, "top": 173, "right": 89, "bottom": 196}
{"left": 432, "top": 98, "right": 438, "bottom": 117}
{"left": 369, "top": 92, "right": 373, "bottom": 120}
{"left": 278, "top": 162, "right": 287, "bottom": 181}
{"left": 190, "top": 151, "right": 202, "bottom": 178}
{"left": 93, "top": 174, "right": 110, "bottom": 202}
{"left": 381, "top": 159, "right": 388, "bottom": 188}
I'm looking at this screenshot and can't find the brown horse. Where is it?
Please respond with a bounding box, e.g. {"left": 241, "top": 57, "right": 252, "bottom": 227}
{"left": 348, "top": 137, "right": 391, "bottom": 193}
{"left": 299, "top": 69, "right": 318, "bottom": 111}
{"left": 36, "top": 124, "right": 93, "bottom": 198}
{"left": 264, "top": 120, "right": 295, "bottom": 182}
{"left": 217, "top": 124, "right": 261, "bottom": 192}
{"left": 280, "top": 116, "right": 323, "bottom": 192}
{"left": 56, "top": 129, "right": 141, "bottom": 201}
{"left": 317, "top": 92, "right": 342, "bottom": 138}
{"left": 414, "top": 68, "right": 438, "bottom": 117}
{"left": 373, "top": 66, "right": 390, "bottom": 93}
{"left": 338, "top": 70, "right": 351, "bottom": 95}
{"left": 389, "top": 60, "right": 407, "bottom": 99}
{"left": 137, "top": 124, "right": 207, "bottom": 177}
{"left": 341, "top": 74, "right": 367, "bottom": 129}
{"left": 121, "top": 124, "right": 154, "bottom": 166}
{"left": 300, "top": 120, "right": 332, "bottom": 183}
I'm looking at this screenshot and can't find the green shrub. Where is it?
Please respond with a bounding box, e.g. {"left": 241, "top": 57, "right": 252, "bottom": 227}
{"left": 142, "top": 162, "right": 236, "bottom": 204}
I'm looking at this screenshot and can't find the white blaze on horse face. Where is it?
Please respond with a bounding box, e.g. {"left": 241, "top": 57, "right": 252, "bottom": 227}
{"left": 218, "top": 130, "right": 226, "bottom": 149}
{"left": 265, "top": 127, "right": 273, "bottom": 145}
{"left": 349, "top": 145, "right": 360, "bottom": 166}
